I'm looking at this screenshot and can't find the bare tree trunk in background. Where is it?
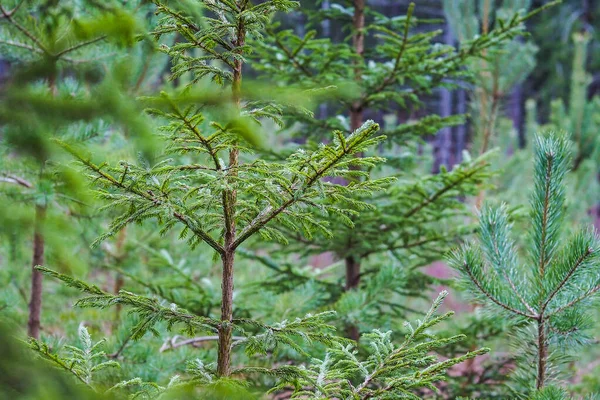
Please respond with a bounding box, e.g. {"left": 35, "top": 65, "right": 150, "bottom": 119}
{"left": 317, "top": 2, "right": 329, "bottom": 120}
{"left": 27, "top": 204, "right": 45, "bottom": 339}
{"left": 582, "top": 0, "right": 591, "bottom": 27}
{"left": 433, "top": 24, "right": 454, "bottom": 173}
{"left": 310, "top": 0, "right": 334, "bottom": 269}
{"left": 455, "top": 88, "right": 467, "bottom": 163}
{"left": 512, "top": 83, "right": 525, "bottom": 149}
{"left": 342, "top": 0, "right": 366, "bottom": 342}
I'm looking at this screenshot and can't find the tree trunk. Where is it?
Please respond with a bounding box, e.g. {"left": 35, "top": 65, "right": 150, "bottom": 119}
{"left": 433, "top": 24, "right": 455, "bottom": 173}
{"left": 512, "top": 83, "right": 525, "bottom": 149}
{"left": 341, "top": 0, "right": 366, "bottom": 342}
{"left": 536, "top": 319, "right": 547, "bottom": 389}
{"left": 216, "top": 2, "right": 244, "bottom": 376}
{"left": 345, "top": 0, "right": 365, "bottom": 294}
{"left": 455, "top": 88, "right": 467, "bottom": 163}
{"left": 27, "top": 204, "right": 45, "bottom": 338}
{"left": 217, "top": 250, "right": 235, "bottom": 377}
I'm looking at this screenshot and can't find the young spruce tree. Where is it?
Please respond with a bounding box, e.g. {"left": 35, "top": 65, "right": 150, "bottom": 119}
{"left": 251, "top": 0, "right": 549, "bottom": 341}
{"left": 0, "top": 0, "right": 141, "bottom": 338}
{"left": 22, "top": 0, "right": 491, "bottom": 397}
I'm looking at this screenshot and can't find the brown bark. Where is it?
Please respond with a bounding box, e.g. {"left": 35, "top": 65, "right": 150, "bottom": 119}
{"left": 345, "top": 255, "right": 361, "bottom": 291}
{"left": 217, "top": 251, "right": 235, "bottom": 377}
{"left": 352, "top": 0, "right": 365, "bottom": 58}
{"left": 344, "top": 0, "right": 366, "bottom": 296}
{"left": 536, "top": 319, "right": 547, "bottom": 389}
{"left": 27, "top": 204, "right": 45, "bottom": 338}
{"left": 216, "top": 2, "right": 245, "bottom": 377}
{"left": 433, "top": 24, "right": 455, "bottom": 173}
{"left": 342, "top": 0, "right": 366, "bottom": 342}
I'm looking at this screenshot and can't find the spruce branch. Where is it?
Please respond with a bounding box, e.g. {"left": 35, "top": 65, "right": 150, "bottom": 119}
{"left": 165, "top": 99, "right": 224, "bottom": 170}
{"left": 0, "top": 0, "right": 25, "bottom": 18}
{"left": 28, "top": 338, "right": 95, "bottom": 389}
{"left": 232, "top": 120, "right": 380, "bottom": 249}
{"left": 266, "top": 27, "right": 314, "bottom": 77}
{"left": 0, "top": 39, "right": 44, "bottom": 54}
{"left": 37, "top": 266, "right": 220, "bottom": 336}
{"left": 54, "top": 35, "right": 108, "bottom": 58}
{"left": 0, "top": 173, "right": 33, "bottom": 188}
{"left": 366, "top": 3, "right": 414, "bottom": 102}
{"left": 28, "top": 325, "right": 119, "bottom": 390}
{"left": 58, "top": 140, "right": 225, "bottom": 253}
{"left": 272, "top": 292, "right": 489, "bottom": 399}
{"left": 403, "top": 161, "right": 489, "bottom": 219}
{"left": 0, "top": 5, "right": 51, "bottom": 55}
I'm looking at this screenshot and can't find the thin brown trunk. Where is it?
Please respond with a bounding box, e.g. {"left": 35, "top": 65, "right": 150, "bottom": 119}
{"left": 27, "top": 75, "right": 55, "bottom": 339}
{"left": 28, "top": 204, "right": 45, "bottom": 338}
{"left": 342, "top": 0, "right": 366, "bottom": 342}
{"left": 350, "top": 0, "right": 365, "bottom": 138}
{"left": 346, "top": 324, "right": 360, "bottom": 343}
{"left": 536, "top": 319, "right": 547, "bottom": 390}
{"left": 218, "top": 144, "right": 238, "bottom": 377}
{"left": 349, "top": 0, "right": 365, "bottom": 138}
{"left": 433, "top": 24, "right": 455, "bottom": 173}
{"left": 345, "top": 255, "right": 361, "bottom": 291}
{"left": 216, "top": 3, "right": 245, "bottom": 376}
{"left": 352, "top": 0, "right": 365, "bottom": 58}
{"left": 345, "top": 0, "right": 365, "bottom": 292}
{"left": 217, "top": 251, "right": 235, "bottom": 377}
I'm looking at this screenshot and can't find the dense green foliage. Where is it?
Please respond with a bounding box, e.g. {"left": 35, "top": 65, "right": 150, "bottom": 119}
{"left": 1, "top": 0, "right": 599, "bottom": 399}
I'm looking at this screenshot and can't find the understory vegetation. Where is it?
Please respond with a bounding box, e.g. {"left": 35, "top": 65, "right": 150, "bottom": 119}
{"left": 1, "top": 0, "right": 599, "bottom": 399}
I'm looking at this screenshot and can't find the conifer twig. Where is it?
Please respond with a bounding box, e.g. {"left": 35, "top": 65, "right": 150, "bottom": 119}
{"left": 55, "top": 35, "right": 107, "bottom": 57}
{"left": 0, "top": 0, "right": 25, "bottom": 18}
{"left": 0, "top": 39, "right": 44, "bottom": 54}
{"left": 159, "top": 335, "right": 244, "bottom": 352}
{"left": 404, "top": 165, "right": 486, "bottom": 218}
{"left": 0, "top": 5, "right": 50, "bottom": 55}
{"left": 463, "top": 262, "right": 537, "bottom": 319}
{"left": 233, "top": 121, "right": 379, "bottom": 249}
{"left": 545, "top": 284, "right": 600, "bottom": 319}
{"left": 542, "top": 247, "right": 593, "bottom": 311}
{"left": 0, "top": 174, "right": 33, "bottom": 188}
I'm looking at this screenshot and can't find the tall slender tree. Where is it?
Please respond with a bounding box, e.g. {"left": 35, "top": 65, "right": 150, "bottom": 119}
{"left": 0, "top": 0, "right": 140, "bottom": 338}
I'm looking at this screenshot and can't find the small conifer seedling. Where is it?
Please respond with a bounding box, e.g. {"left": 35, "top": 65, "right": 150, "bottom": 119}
{"left": 449, "top": 134, "right": 600, "bottom": 393}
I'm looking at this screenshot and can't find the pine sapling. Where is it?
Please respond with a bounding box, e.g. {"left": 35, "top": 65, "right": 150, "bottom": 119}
{"left": 449, "top": 134, "right": 600, "bottom": 392}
